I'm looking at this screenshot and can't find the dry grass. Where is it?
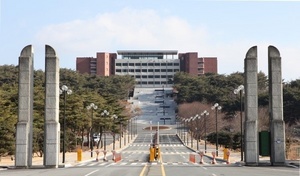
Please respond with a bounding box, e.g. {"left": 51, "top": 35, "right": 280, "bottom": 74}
{"left": 287, "top": 143, "right": 300, "bottom": 160}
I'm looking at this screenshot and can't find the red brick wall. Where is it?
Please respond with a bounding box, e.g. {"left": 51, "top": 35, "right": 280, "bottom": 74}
{"left": 96, "top": 52, "right": 115, "bottom": 76}
{"left": 76, "top": 57, "right": 92, "bottom": 74}
{"left": 204, "top": 57, "right": 217, "bottom": 74}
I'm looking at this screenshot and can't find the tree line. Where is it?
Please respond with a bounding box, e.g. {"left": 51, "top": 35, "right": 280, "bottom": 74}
{"left": 174, "top": 71, "right": 300, "bottom": 156}
{"left": 0, "top": 65, "right": 136, "bottom": 157}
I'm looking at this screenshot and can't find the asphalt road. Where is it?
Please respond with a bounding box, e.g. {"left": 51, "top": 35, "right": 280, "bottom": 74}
{"left": 2, "top": 129, "right": 298, "bottom": 176}
{"left": 1, "top": 88, "right": 298, "bottom": 176}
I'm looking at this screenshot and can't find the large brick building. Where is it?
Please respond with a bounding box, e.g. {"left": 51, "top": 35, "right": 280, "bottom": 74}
{"left": 76, "top": 50, "right": 217, "bottom": 87}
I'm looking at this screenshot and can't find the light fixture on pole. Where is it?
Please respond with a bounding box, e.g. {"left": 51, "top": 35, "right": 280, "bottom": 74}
{"left": 87, "top": 103, "right": 98, "bottom": 158}
{"left": 101, "top": 110, "right": 109, "bottom": 151}
{"left": 211, "top": 103, "right": 222, "bottom": 156}
{"left": 111, "top": 114, "right": 118, "bottom": 150}
{"left": 234, "top": 85, "right": 244, "bottom": 161}
{"left": 187, "top": 117, "right": 193, "bottom": 147}
{"left": 184, "top": 119, "right": 188, "bottom": 144}
{"left": 150, "top": 121, "right": 152, "bottom": 145}
{"left": 59, "top": 85, "right": 72, "bottom": 164}
{"left": 201, "top": 110, "right": 209, "bottom": 153}
{"left": 192, "top": 114, "right": 201, "bottom": 151}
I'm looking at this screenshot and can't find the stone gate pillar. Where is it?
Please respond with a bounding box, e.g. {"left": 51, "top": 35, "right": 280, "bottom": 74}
{"left": 244, "top": 46, "right": 259, "bottom": 165}
{"left": 268, "top": 46, "right": 286, "bottom": 165}
{"left": 43, "top": 45, "right": 60, "bottom": 168}
{"left": 16, "top": 45, "right": 34, "bottom": 168}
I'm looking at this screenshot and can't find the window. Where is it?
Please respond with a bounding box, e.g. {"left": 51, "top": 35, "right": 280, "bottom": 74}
{"left": 155, "top": 75, "right": 160, "bottom": 78}
{"left": 155, "top": 63, "right": 160, "bottom": 66}
{"left": 161, "top": 63, "right": 166, "bottom": 66}
{"left": 148, "top": 63, "right": 154, "bottom": 66}
{"left": 148, "top": 81, "right": 154, "bottom": 84}
{"left": 136, "top": 63, "right": 141, "bottom": 66}
{"left": 136, "top": 75, "right": 141, "bottom": 78}
{"left": 122, "top": 69, "right": 128, "bottom": 72}
{"left": 148, "top": 75, "right": 154, "bottom": 78}
{"left": 155, "top": 69, "right": 160, "bottom": 72}
{"left": 174, "top": 69, "right": 180, "bottom": 72}
{"left": 161, "top": 69, "right": 166, "bottom": 72}
{"left": 116, "top": 69, "right": 121, "bottom": 72}
{"left": 122, "top": 63, "right": 128, "bottom": 66}
{"left": 174, "top": 63, "right": 179, "bottom": 66}
{"left": 148, "top": 69, "right": 154, "bottom": 72}
{"left": 167, "top": 63, "right": 173, "bottom": 66}
{"left": 142, "top": 63, "right": 147, "bottom": 66}
{"left": 161, "top": 75, "right": 166, "bottom": 78}
{"left": 167, "top": 69, "right": 173, "bottom": 72}
{"left": 142, "top": 69, "right": 147, "bottom": 72}
{"left": 116, "top": 63, "right": 121, "bottom": 66}
{"left": 142, "top": 81, "right": 147, "bottom": 84}
{"left": 129, "top": 63, "right": 134, "bottom": 66}
{"left": 129, "top": 69, "right": 134, "bottom": 72}
{"left": 142, "top": 75, "right": 147, "bottom": 78}
{"left": 136, "top": 69, "right": 141, "bottom": 72}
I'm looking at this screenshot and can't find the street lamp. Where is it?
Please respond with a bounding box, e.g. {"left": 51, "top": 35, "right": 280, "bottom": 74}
{"left": 211, "top": 103, "right": 222, "bottom": 156}
{"left": 101, "top": 110, "right": 110, "bottom": 151}
{"left": 184, "top": 119, "right": 188, "bottom": 144}
{"left": 187, "top": 117, "right": 193, "bottom": 147}
{"left": 111, "top": 114, "right": 118, "bottom": 150}
{"left": 201, "top": 110, "right": 209, "bottom": 153}
{"left": 192, "top": 114, "right": 201, "bottom": 150}
{"left": 87, "top": 103, "right": 98, "bottom": 158}
{"left": 60, "top": 85, "right": 72, "bottom": 164}
{"left": 234, "top": 85, "right": 244, "bottom": 161}
{"left": 150, "top": 121, "right": 152, "bottom": 144}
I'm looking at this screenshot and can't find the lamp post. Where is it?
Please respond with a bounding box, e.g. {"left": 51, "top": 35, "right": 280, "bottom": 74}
{"left": 111, "top": 114, "right": 118, "bottom": 150}
{"left": 187, "top": 117, "right": 193, "bottom": 146}
{"left": 87, "top": 103, "right": 98, "bottom": 158}
{"left": 184, "top": 119, "right": 188, "bottom": 144}
{"left": 120, "top": 121, "right": 123, "bottom": 149}
{"left": 192, "top": 114, "right": 201, "bottom": 151}
{"left": 234, "top": 85, "right": 244, "bottom": 161}
{"left": 201, "top": 110, "right": 209, "bottom": 153}
{"left": 135, "top": 116, "right": 138, "bottom": 136}
{"left": 101, "top": 110, "right": 109, "bottom": 151}
{"left": 150, "top": 121, "right": 152, "bottom": 144}
{"left": 211, "top": 103, "right": 222, "bottom": 156}
{"left": 60, "top": 85, "right": 72, "bottom": 164}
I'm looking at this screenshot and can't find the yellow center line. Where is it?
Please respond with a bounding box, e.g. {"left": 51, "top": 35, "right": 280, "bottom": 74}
{"left": 139, "top": 164, "right": 148, "bottom": 176}
{"left": 160, "top": 154, "right": 166, "bottom": 176}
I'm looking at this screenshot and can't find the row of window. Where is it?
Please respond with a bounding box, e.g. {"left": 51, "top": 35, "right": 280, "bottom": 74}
{"left": 136, "top": 81, "right": 170, "bottom": 85}
{"left": 116, "top": 62, "right": 179, "bottom": 66}
{"left": 134, "top": 75, "right": 173, "bottom": 79}
{"left": 116, "top": 69, "right": 179, "bottom": 73}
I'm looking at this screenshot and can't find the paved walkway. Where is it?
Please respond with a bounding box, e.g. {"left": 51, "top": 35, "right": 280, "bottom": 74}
{"left": 180, "top": 133, "right": 299, "bottom": 167}
{"left": 0, "top": 135, "right": 137, "bottom": 168}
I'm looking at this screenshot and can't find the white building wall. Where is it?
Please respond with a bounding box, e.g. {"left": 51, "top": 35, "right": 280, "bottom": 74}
{"left": 115, "top": 59, "right": 180, "bottom": 88}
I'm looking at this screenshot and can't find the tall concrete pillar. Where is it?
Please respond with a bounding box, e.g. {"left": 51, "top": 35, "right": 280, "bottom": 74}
{"left": 244, "top": 46, "right": 259, "bottom": 165}
{"left": 268, "top": 46, "right": 286, "bottom": 165}
{"left": 43, "top": 45, "right": 60, "bottom": 168}
{"left": 16, "top": 45, "right": 34, "bottom": 168}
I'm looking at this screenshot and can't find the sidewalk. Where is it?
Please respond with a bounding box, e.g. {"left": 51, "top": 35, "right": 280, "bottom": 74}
{"left": 178, "top": 133, "right": 300, "bottom": 167}
{"left": 0, "top": 134, "right": 137, "bottom": 168}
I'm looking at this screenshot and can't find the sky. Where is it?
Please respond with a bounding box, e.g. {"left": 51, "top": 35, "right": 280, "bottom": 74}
{"left": 0, "top": 0, "right": 299, "bottom": 81}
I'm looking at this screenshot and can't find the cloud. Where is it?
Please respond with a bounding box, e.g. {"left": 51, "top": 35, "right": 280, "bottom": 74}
{"left": 35, "top": 8, "right": 209, "bottom": 53}
{"left": 34, "top": 7, "right": 299, "bottom": 80}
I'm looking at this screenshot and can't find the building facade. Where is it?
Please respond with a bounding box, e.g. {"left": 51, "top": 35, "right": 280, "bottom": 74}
{"left": 76, "top": 50, "right": 217, "bottom": 88}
